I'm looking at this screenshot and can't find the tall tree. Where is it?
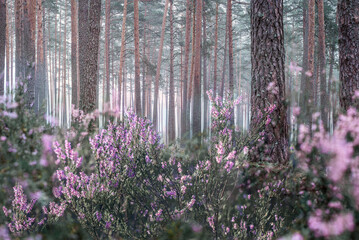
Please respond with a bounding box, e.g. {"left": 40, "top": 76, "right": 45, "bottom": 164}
{"left": 213, "top": 2, "right": 219, "bottom": 99}
{"left": 0, "top": 0, "right": 5, "bottom": 96}
{"left": 134, "top": 0, "right": 141, "bottom": 115}
{"left": 338, "top": 0, "right": 359, "bottom": 111}
{"left": 318, "top": 0, "right": 328, "bottom": 129}
{"left": 104, "top": 0, "right": 110, "bottom": 104}
{"left": 301, "top": 0, "right": 315, "bottom": 127}
{"left": 23, "top": 0, "right": 36, "bottom": 108}
{"left": 181, "top": 0, "right": 192, "bottom": 137}
{"left": 36, "top": 0, "right": 45, "bottom": 111}
{"left": 118, "top": 0, "right": 128, "bottom": 116}
{"left": 202, "top": 4, "right": 208, "bottom": 133}
{"left": 250, "top": 0, "right": 288, "bottom": 163}
{"left": 168, "top": 0, "right": 175, "bottom": 142}
{"left": 62, "top": 0, "right": 67, "bottom": 126}
{"left": 71, "top": 0, "right": 78, "bottom": 108}
{"left": 192, "top": 0, "right": 202, "bottom": 137}
{"left": 227, "top": 0, "right": 234, "bottom": 125}
{"left": 153, "top": 0, "right": 170, "bottom": 128}
{"left": 78, "top": 0, "right": 101, "bottom": 113}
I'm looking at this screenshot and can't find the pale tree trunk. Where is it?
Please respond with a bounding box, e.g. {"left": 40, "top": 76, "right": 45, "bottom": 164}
{"left": 153, "top": 0, "right": 170, "bottom": 128}
{"left": 63, "top": 0, "right": 67, "bottom": 126}
{"left": 250, "top": 0, "right": 288, "bottom": 163}
{"left": 220, "top": 15, "right": 228, "bottom": 99}
{"left": 4, "top": 0, "right": 9, "bottom": 96}
{"left": 227, "top": 0, "right": 234, "bottom": 125}
{"left": 168, "top": 1, "right": 175, "bottom": 142}
{"left": 142, "top": 6, "right": 147, "bottom": 117}
{"left": 301, "top": 0, "right": 315, "bottom": 128}
{"left": 105, "top": 0, "right": 110, "bottom": 104}
{"left": 0, "top": 0, "right": 5, "bottom": 96}
{"left": 71, "top": 0, "right": 78, "bottom": 108}
{"left": 15, "top": 0, "right": 22, "bottom": 80}
{"left": 23, "top": 0, "right": 36, "bottom": 109}
{"left": 213, "top": 2, "right": 219, "bottom": 99}
{"left": 192, "top": 0, "right": 202, "bottom": 137}
{"left": 79, "top": 0, "right": 101, "bottom": 114}
{"left": 181, "top": 0, "right": 192, "bottom": 137}
{"left": 187, "top": 7, "right": 196, "bottom": 136}
{"left": 338, "top": 0, "right": 359, "bottom": 111}
{"left": 118, "top": 0, "right": 127, "bottom": 117}
{"left": 318, "top": 0, "right": 327, "bottom": 129}
{"left": 134, "top": 0, "right": 141, "bottom": 115}
{"left": 202, "top": 5, "right": 208, "bottom": 133}
{"left": 36, "top": 0, "right": 45, "bottom": 111}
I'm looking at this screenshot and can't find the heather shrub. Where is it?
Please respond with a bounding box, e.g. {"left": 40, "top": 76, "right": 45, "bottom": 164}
{"left": 0, "top": 82, "right": 89, "bottom": 239}
{"left": 286, "top": 109, "right": 359, "bottom": 239}
{"left": 2, "top": 89, "right": 293, "bottom": 240}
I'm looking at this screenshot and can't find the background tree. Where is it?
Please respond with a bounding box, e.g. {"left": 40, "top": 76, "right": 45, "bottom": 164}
{"left": 78, "top": 0, "right": 101, "bottom": 113}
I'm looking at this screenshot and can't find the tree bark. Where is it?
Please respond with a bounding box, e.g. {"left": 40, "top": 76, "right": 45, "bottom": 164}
{"left": 153, "top": 0, "right": 170, "bottom": 128}
{"left": 134, "top": 0, "right": 141, "bottom": 115}
{"left": 317, "top": 0, "right": 328, "bottom": 129}
{"left": 0, "top": 0, "right": 5, "bottom": 96}
{"left": 338, "top": 0, "right": 359, "bottom": 111}
{"left": 78, "top": 0, "right": 102, "bottom": 114}
{"left": 213, "top": 2, "right": 219, "bottom": 99}
{"left": 250, "top": 0, "right": 288, "bottom": 163}
{"left": 202, "top": 4, "right": 208, "bottom": 133}
{"left": 36, "top": 0, "right": 45, "bottom": 111}
{"left": 227, "top": 0, "right": 234, "bottom": 125}
{"left": 168, "top": 1, "right": 175, "bottom": 142}
{"left": 118, "top": 0, "right": 127, "bottom": 117}
{"left": 71, "top": 0, "right": 78, "bottom": 108}
{"left": 192, "top": 0, "right": 202, "bottom": 137}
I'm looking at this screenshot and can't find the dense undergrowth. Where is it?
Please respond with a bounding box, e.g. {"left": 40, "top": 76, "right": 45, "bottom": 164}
{"left": 1, "top": 83, "right": 359, "bottom": 239}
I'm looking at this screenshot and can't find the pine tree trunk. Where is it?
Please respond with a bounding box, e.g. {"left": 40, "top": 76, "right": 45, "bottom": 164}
{"left": 202, "top": 5, "right": 208, "bottom": 133}
{"left": 304, "top": 0, "right": 315, "bottom": 126}
{"left": 23, "top": 0, "right": 36, "bottom": 108}
{"left": 134, "top": 0, "right": 141, "bottom": 115}
{"left": 36, "top": 0, "right": 45, "bottom": 111}
{"left": 227, "top": 0, "right": 234, "bottom": 125}
{"left": 220, "top": 15, "right": 228, "bottom": 99}
{"left": 118, "top": 0, "right": 127, "bottom": 117}
{"left": 338, "top": 0, "right": 359, "bottom": 111}
{"left": 0, "top": 0, "right": 5, "bottom": 95}
{"left": 142, "top": 7, "right": 147, "bottom": 117}
{"left": 213, "top": 2, "right": 219, "bottom": 99}
{"left": 192, "top": 0, "right": 202, "bottom": 137}
{"left": 79, "top": 0, "right": 101, "bottom": 114}
{"left": 71, "top": 0, "right": 78, "bottom": 108}
{"left": 168, "top": 1, "right": 175, "bottom": 142}
{"left": 250, "top": 0, "right": 288, "bottom": 163}
{"left": 5, "top": 0, "right": 8, "bottom": 96}
{"left": 317, "top": 0, "right": 328, "bottom": 129}
{"left": 181, "top": 0, "right": 192, "bottom": 137}
{"left": 153, "top": 0, "right": 170, "bottom": 128}
{"left": 63, "top": 1, "right": 67, "bottom": 126}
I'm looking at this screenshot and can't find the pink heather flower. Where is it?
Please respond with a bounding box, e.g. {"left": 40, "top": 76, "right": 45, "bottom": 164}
{"left": 216, "top": 141, "right": 225, "bottom": 155}
{"left": 308, "top": 211, "right": 354, "bottom": 237}
{"left": 181, "top": 185, "right": 187, "bottom": 194}
{"left": 224, "top": 161, "right": 234, "bottom": 173}
{"left": 207, "top": 216, "right": 215, "bottom": 232}
{"left": 266, "top": 116, "right": 271, "bottom": 125}
{"left": 2, "top": 206, "right": 9, "bottom": 217}
{"left": 226, "top": 150, "right": 236, "bottom": 160}
{"left": 96, "top": 211, "right": 102, "bottom": 221}
{"left": 291, "top": 232, "right": 304, "bottom": 240}
{"left": 216, "top": 156, "right": 223, "bottom": 164}
{"left": 105, "top": 221, "right": 111, "bottom": 229}
{"left": 243, "top": 146, "right": 249, "bottom": 155}
{"left": 187, "top": 196, "right": 196, "bottom": 209}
